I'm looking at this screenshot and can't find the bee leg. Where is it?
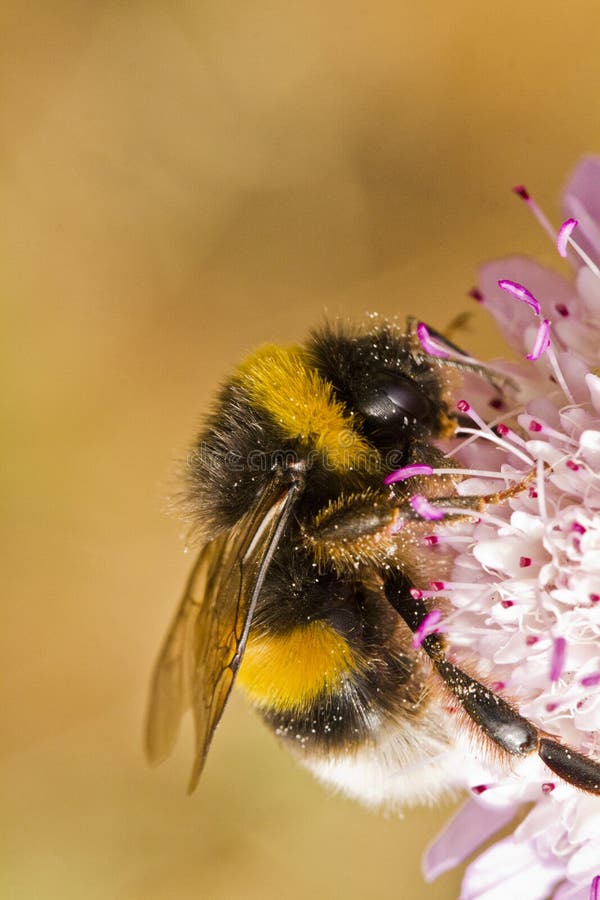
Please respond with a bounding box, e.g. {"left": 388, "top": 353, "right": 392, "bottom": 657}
{"left": 383, "top": 571, "right": 600, "bottom": 794}
{"left": 420, "top": 467, "right": 538, "bottom": 513}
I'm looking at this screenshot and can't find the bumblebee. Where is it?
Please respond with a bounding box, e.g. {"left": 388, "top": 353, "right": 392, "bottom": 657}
{"left": 146, "top": 317, "right": 600, "bottom": 804}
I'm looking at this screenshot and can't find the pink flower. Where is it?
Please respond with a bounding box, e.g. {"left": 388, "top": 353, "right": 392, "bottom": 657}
{"left": 423, "top": 157, "right": 600, "bottom": 899}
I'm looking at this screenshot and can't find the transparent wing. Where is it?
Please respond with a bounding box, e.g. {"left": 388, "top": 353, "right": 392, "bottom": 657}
{"left": 145, "top": 473, "right": 302, "bottom": 792}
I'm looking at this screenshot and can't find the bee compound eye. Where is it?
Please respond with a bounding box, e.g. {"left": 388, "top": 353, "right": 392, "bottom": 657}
{"left": 357, "top": 374, "right": 430, "bottom": 423}
{"left": 325, "top": 607, "right": 358, "bottom": 638}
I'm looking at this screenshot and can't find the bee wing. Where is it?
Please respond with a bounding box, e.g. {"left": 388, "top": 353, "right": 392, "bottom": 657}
{"left": 145, "top": 473, "right": 302, "bottom": 792}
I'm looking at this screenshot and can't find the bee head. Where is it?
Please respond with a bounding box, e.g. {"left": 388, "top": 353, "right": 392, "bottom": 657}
{"left": 307, "top": 320, "right": 451, "bottom": 451}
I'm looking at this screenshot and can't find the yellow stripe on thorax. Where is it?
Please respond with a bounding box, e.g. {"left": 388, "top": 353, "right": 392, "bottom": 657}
{"left": 236, "top": 345, "right": 373, "bottom": 472}
{"left": 237, "top": 620, "right": 359, "bottom": 713}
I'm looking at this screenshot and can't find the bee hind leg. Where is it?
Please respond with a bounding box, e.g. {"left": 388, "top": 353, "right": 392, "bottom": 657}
{"left": 384, "top": 570, "right": 600, "bottom": 795}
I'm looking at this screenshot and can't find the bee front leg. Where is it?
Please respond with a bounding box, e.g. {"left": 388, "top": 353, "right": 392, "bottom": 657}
{"left": 383, "top": 570, "right": 600, "bottom": 795}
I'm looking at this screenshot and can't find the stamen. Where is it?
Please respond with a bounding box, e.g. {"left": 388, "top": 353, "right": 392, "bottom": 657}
{"left": 514, "top": 183, "right": 600, "bottom": 278}
{"left": 456, "top": 399, "right": 490, "bottom": 432}
{"left": 527, "top": 418, "right": 578, "bottom": 446}
{"left": 519, "top": 556, "right": 532, "bottom": 568}
{"left": 416, "top": 322, "right": 450, "bottom": 359}
{"left": 566, "top": 229, "right": 600, "bottom": 277}
{"left": 541, "top": 782, "right": 555, "bottom": 794}
{"left": 581, "top": 673, "right": 600, "bottom": 687}
{"left": 498, "top": 279, "right": 542, "bottom": 315}
{"left": 591, "top": 874, "right": 600, "bottom": 900}
{"left": 412, "top": 609, "right": 443, "bottom": 648}
{"left": 513, "top": 184, "right": 559, "bottom": 241}
{"left": 557, "top": 217, "right": 578, "bottom": 257}
{"left": 496, "top": 423, "right": 530, "bottom": 449}
{"left": 545, "top": 344, "right": 576, "bottom": 404}
{"left": 536, "top": 457, "right": 547, "bottom": 522}
{"left": 526, "top": 318, "right": 551, "bottom": 361}
{"left": 423, "top": 533, "right": 473, "bottom": 545}
{"left": 384, "top": 463, "right": 433, "bottom": 485}
{"left": 431, "top": 467, "right": 521, "bottom": 480}
{"left": 468, "top": 287, "right": 484, "bottom": 302}
{"left": 409, "top": 494, "right": 445, "bottom": 521}
{"left": 550, "top": 636, "right": 567, "bottom": 682}
{"left": 429, "top": 580, "right": 492, "bottom": 591}
{"left": 455, "top": 426, "right": 535, "bottom": 466}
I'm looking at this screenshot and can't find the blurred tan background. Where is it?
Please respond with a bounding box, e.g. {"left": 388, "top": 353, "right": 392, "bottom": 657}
{"left": 2, "top": 2, "right": 600, "bottom": 898}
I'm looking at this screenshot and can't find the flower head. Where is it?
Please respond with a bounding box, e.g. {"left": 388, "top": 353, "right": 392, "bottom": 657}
{"left": 422, "top": 157, "right": 600, "bottom": 899}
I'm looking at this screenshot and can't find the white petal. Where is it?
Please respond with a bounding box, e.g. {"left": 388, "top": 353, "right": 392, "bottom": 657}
{"left": 553, "top": 880, "right": 591, "bottom": 900}
{"left": 422, "top": 799, "right": 518, "bottom": 882}
{"left": 580, "top": 430, "right": 600, "bottom": 467}
{"left": 566, "top": 839, "right": 600, "bottom": 881}
{"left": 577, "top": 266, "right": 600, "bottom": 315}
{"left": 586, "top": 374, "right": 600, "bottom": 414}
{"left": 460, "top": 837, "right": 565, "bottom": 900}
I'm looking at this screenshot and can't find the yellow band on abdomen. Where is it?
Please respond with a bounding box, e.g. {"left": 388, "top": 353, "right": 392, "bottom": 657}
{"left": 237, "top": 620, "right": 359, "bottom": 713}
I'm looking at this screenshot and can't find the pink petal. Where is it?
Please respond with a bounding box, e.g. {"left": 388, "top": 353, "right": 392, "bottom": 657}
{"left": 552, "top": 882, "right": 590, "bottom": 900}
{"left": 557, "top": 352, "right": 595, "bottom": 405}
{"left": 562, "top": 156, "right": 600, "bottom": 266}
{"left": 422, "top": 799, "right": 519, "bottom": 882}
{"left": 567, "top": 843, "right": 600, "bottom": 883}
{"left": 461, "top": 836, "right": 565, "bottom": 900}
{"left": 383, "top": 464, "right": 433, "bottom": 485}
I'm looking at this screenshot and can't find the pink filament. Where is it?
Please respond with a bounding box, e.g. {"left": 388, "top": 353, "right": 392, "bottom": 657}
{"left": 550, "top": 636, "right": 567, "bottom": 682}
{"left": 591, "top": 875, "right": 600, "bottom": 900}
{"left": 412, "top": 609, "right": 443, "bottom": 649}
{"left": 581, "top": 673, "right": 600, "bottom": 687}
{"left": 410, "top": 494, "right": 445, "bottom": 521}
{"left": 416, "top": 322, "right": 450, "bottom": 358}
{"left": 497, "top": 279, "right": 541, "bottom": 315}
{"left": 526, "top": 318, "right": 551, "bottom": 361}
{"left": 557, "top": 217, "right": 578, "bottom": 257}
{"left": 384, "top": 463, "right": 433, "bottom": 485}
